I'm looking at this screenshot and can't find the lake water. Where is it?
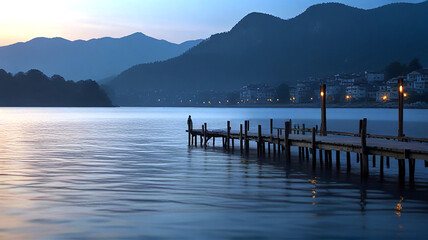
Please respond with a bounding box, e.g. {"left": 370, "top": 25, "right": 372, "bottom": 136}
{"left": 0, "top": 107, "right": 427, "bottom": 239}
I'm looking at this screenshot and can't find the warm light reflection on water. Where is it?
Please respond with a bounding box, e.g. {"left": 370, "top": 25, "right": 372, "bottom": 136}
{"left": 0, "top": 107, "right": 428, "bottom": 239}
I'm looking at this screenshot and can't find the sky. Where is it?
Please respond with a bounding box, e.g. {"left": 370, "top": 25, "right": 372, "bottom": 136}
{"left": 0, "top": 0, "right": 425, "bottom": 46}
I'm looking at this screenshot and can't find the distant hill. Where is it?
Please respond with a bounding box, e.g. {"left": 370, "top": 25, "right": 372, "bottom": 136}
{"left": 0, "top": 69, "right": 113, "bottom": 107}
{"left": 0, "top": 33, "right": 203, "bottom": 81}
{"left": 108, "top": 1, "right": 428, "bottom": 106}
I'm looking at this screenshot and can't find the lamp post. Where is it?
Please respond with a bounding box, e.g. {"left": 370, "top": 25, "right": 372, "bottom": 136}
{"left": 398, "top": 78, "right": 404, "bottom": 138}
{"left": 320, "top": 84, "right": 327, "bottom": 136}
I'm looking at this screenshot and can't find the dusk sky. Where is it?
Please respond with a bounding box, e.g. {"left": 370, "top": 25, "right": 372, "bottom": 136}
{"left": 0, "top": 0, "right": 424, "bottom": 46}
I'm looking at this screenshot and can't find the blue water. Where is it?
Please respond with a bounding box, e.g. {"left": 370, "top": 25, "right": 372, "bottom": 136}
{"left": 0, "top": 107, "right": 427, "bottom": 239}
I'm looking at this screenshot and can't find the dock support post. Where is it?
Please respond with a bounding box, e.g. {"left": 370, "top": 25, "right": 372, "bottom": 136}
{"left": 311, "top": 128, "right": 316, "bottom": 168}
{"left": 257, "top": 125, "right": 262, "bottom": 157}
{"left": 201, "top": 125, "right": 204, "bottom": 148}
{"left": 284, "top": 121, "right": 291, "bottom": 162}
{"left": 425, "top": 161, "right": 428, "bottom": 167}
{"left": 380, "top": 156, "right": 384, "bottom": 179}
{"left": 227, "top": 121, "right": 231, "bottom": 151}
{"left": 320, "top": 84, "right": 327, "bottom": 136}
{"left": 240, "top": 124, "right": 243, "bottom": 154}
{"left": 372, "top": 155, "right": 376, "bottom": 168}
{"left": 277, "top": 129, "right": 280, "bottom": 158}
{"left": 213, "top": 137, "right": 215, "bottom": 147}
{"left": 346, "top": 152, "right": 351, "bottom": 172}
{"left": 204, "top": 123, "right": 207, "bottom": 149}
{"left": 386, "top": 157, "right": 390, "bottom": 168}
{"left": 319, "top": 149, "right": 323, "bottom": 165}
{"left": 244, "top": 121, "right": 249, "bottom": 154}
{"left": 269, "top": 119, "right": 273, "bottom": 156}
{"left": 360, "top": 118, "right": 369, "bottom": 178}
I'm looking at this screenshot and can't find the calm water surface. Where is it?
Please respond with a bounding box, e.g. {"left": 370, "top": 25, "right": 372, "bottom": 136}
{"left": 0, "top": 107, "right": 427, "bottom": 239}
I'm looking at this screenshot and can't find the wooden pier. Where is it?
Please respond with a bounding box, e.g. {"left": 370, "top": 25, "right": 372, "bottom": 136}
{"left": 186, "top": 81, "right": 428, "bottom": 184}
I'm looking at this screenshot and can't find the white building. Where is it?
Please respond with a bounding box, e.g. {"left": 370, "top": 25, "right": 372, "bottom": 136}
{"left": 240, "top": 84, "right": 276, "bottom": 103}
{"left": 346, "top": 85, "right": 367, "bottom": 100}
{"left": 407, "top": 69, "right": 428, "bottom": 93}
{"left": 365, "top": 72, "right": 384, "bottom": 82}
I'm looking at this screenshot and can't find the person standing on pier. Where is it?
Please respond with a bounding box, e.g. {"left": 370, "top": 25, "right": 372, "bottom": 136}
{"left": 187, "top": 115, "right": 193, "bottom": 131}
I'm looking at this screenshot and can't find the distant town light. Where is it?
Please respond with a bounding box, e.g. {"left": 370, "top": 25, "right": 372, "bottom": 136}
{"left": 382, "top": 95, "right": 388, "bottom": 100}
{"left": 310, "top": 97, "right": 313, "bottom": 101}
{"left": 277, "top": 99, "right": 280, "bottom": 102}
{"left": 203, "top": 101, "right": 206, "bottom": 104}
{"left": 346, "top": 95, "right": 350, "bottom": 100}
{"left": 403, "top": 93, "right": 408, "bottom": 97}
{"left": 189, "top": 100, "right": 192, "bottom": 102}
{"left": 208, "top": 101, "right": 211, "bottom": 104}
{"left": 219, "top": 101, "right": 221, "bottom": 104}
{"left": 227, "top": 100, "right": 229, "bottom": 103}
{"left": 158, "top": 98, "right": 161, "bottom": 102}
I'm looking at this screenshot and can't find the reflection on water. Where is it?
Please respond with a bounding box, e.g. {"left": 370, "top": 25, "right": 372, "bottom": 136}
{"left": 0, "top": 107, "right": 428, "bottom": 239}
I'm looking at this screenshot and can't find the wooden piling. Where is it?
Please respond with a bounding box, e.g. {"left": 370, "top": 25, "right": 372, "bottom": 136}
{"left": 269, "top": 118, "right": 273, "bottom": 156}
{"left": 380, "top": 156, "right": 384, "bottom": 178}
{"left": 204, "top": 123, "right": 207, "bottom": 149}
{"left": 240, "top": 124, "right": 243, "bottom": 153}
{"left": 284, "top": 121, "right": 291, "bottom": 162}
{"left": 257, "top": 125, "right": 262, "bottom": 156}
{"left": 227, "top": 121, "right": 231, "bottom": 151}
{"left": 201, "top": 124, "right": 204, "bottom": 148}
{"left": 319, "top": 149, "right": 323, "bottom": 165}
{"left": 360, "top": 118, "right": 369, "bottom": 178}
{"left": 245, "top": 120, "right": 249, "bottom": 153}
{"left": 312, "top": 128, "right": 316, "bottom": 168}
{"left": 372, "top": 155, "right": 376, "bottom": 168}
{"left": 386, "top": 157, "right": 390, "bottom": 168}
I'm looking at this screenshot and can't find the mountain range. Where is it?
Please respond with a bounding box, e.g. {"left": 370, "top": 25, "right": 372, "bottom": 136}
{"left": 0, "top": 33, "right": 202, "bottom": 81}
{"left": 107, "top": 1, "right": 428, "bottom": 106}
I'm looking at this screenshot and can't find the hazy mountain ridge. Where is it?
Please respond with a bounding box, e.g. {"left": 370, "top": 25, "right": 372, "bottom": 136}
{"left": 0, "top": 33, "right": 203, "bottom": 81}
{"left": 108, "top": 1, "right": 428, "bottom": 106}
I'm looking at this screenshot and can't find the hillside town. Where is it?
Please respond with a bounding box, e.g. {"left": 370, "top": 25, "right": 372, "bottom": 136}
{"left": 236, "top": 68, "right": 428, "bottom": 106}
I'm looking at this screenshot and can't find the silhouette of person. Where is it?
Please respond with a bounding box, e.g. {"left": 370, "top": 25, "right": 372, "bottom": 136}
{"left": 187, "top": 115, "right": 193, "bottom": 131}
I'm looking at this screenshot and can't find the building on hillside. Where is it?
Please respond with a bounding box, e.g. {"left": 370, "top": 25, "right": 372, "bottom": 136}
{"left": 295, "top": 79, "right": 318, "bottom": 103}
{"left": 346, "top": 85, "right": 367, "bottom": 100}
{"left": 240, "top": 84, "right": 277, "bottom": 103}
{"left": 407, "top": 69, "right": 428, "bottom": 93}
{"left": 365, "top": 71, "right": 384, "bottom": 82}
